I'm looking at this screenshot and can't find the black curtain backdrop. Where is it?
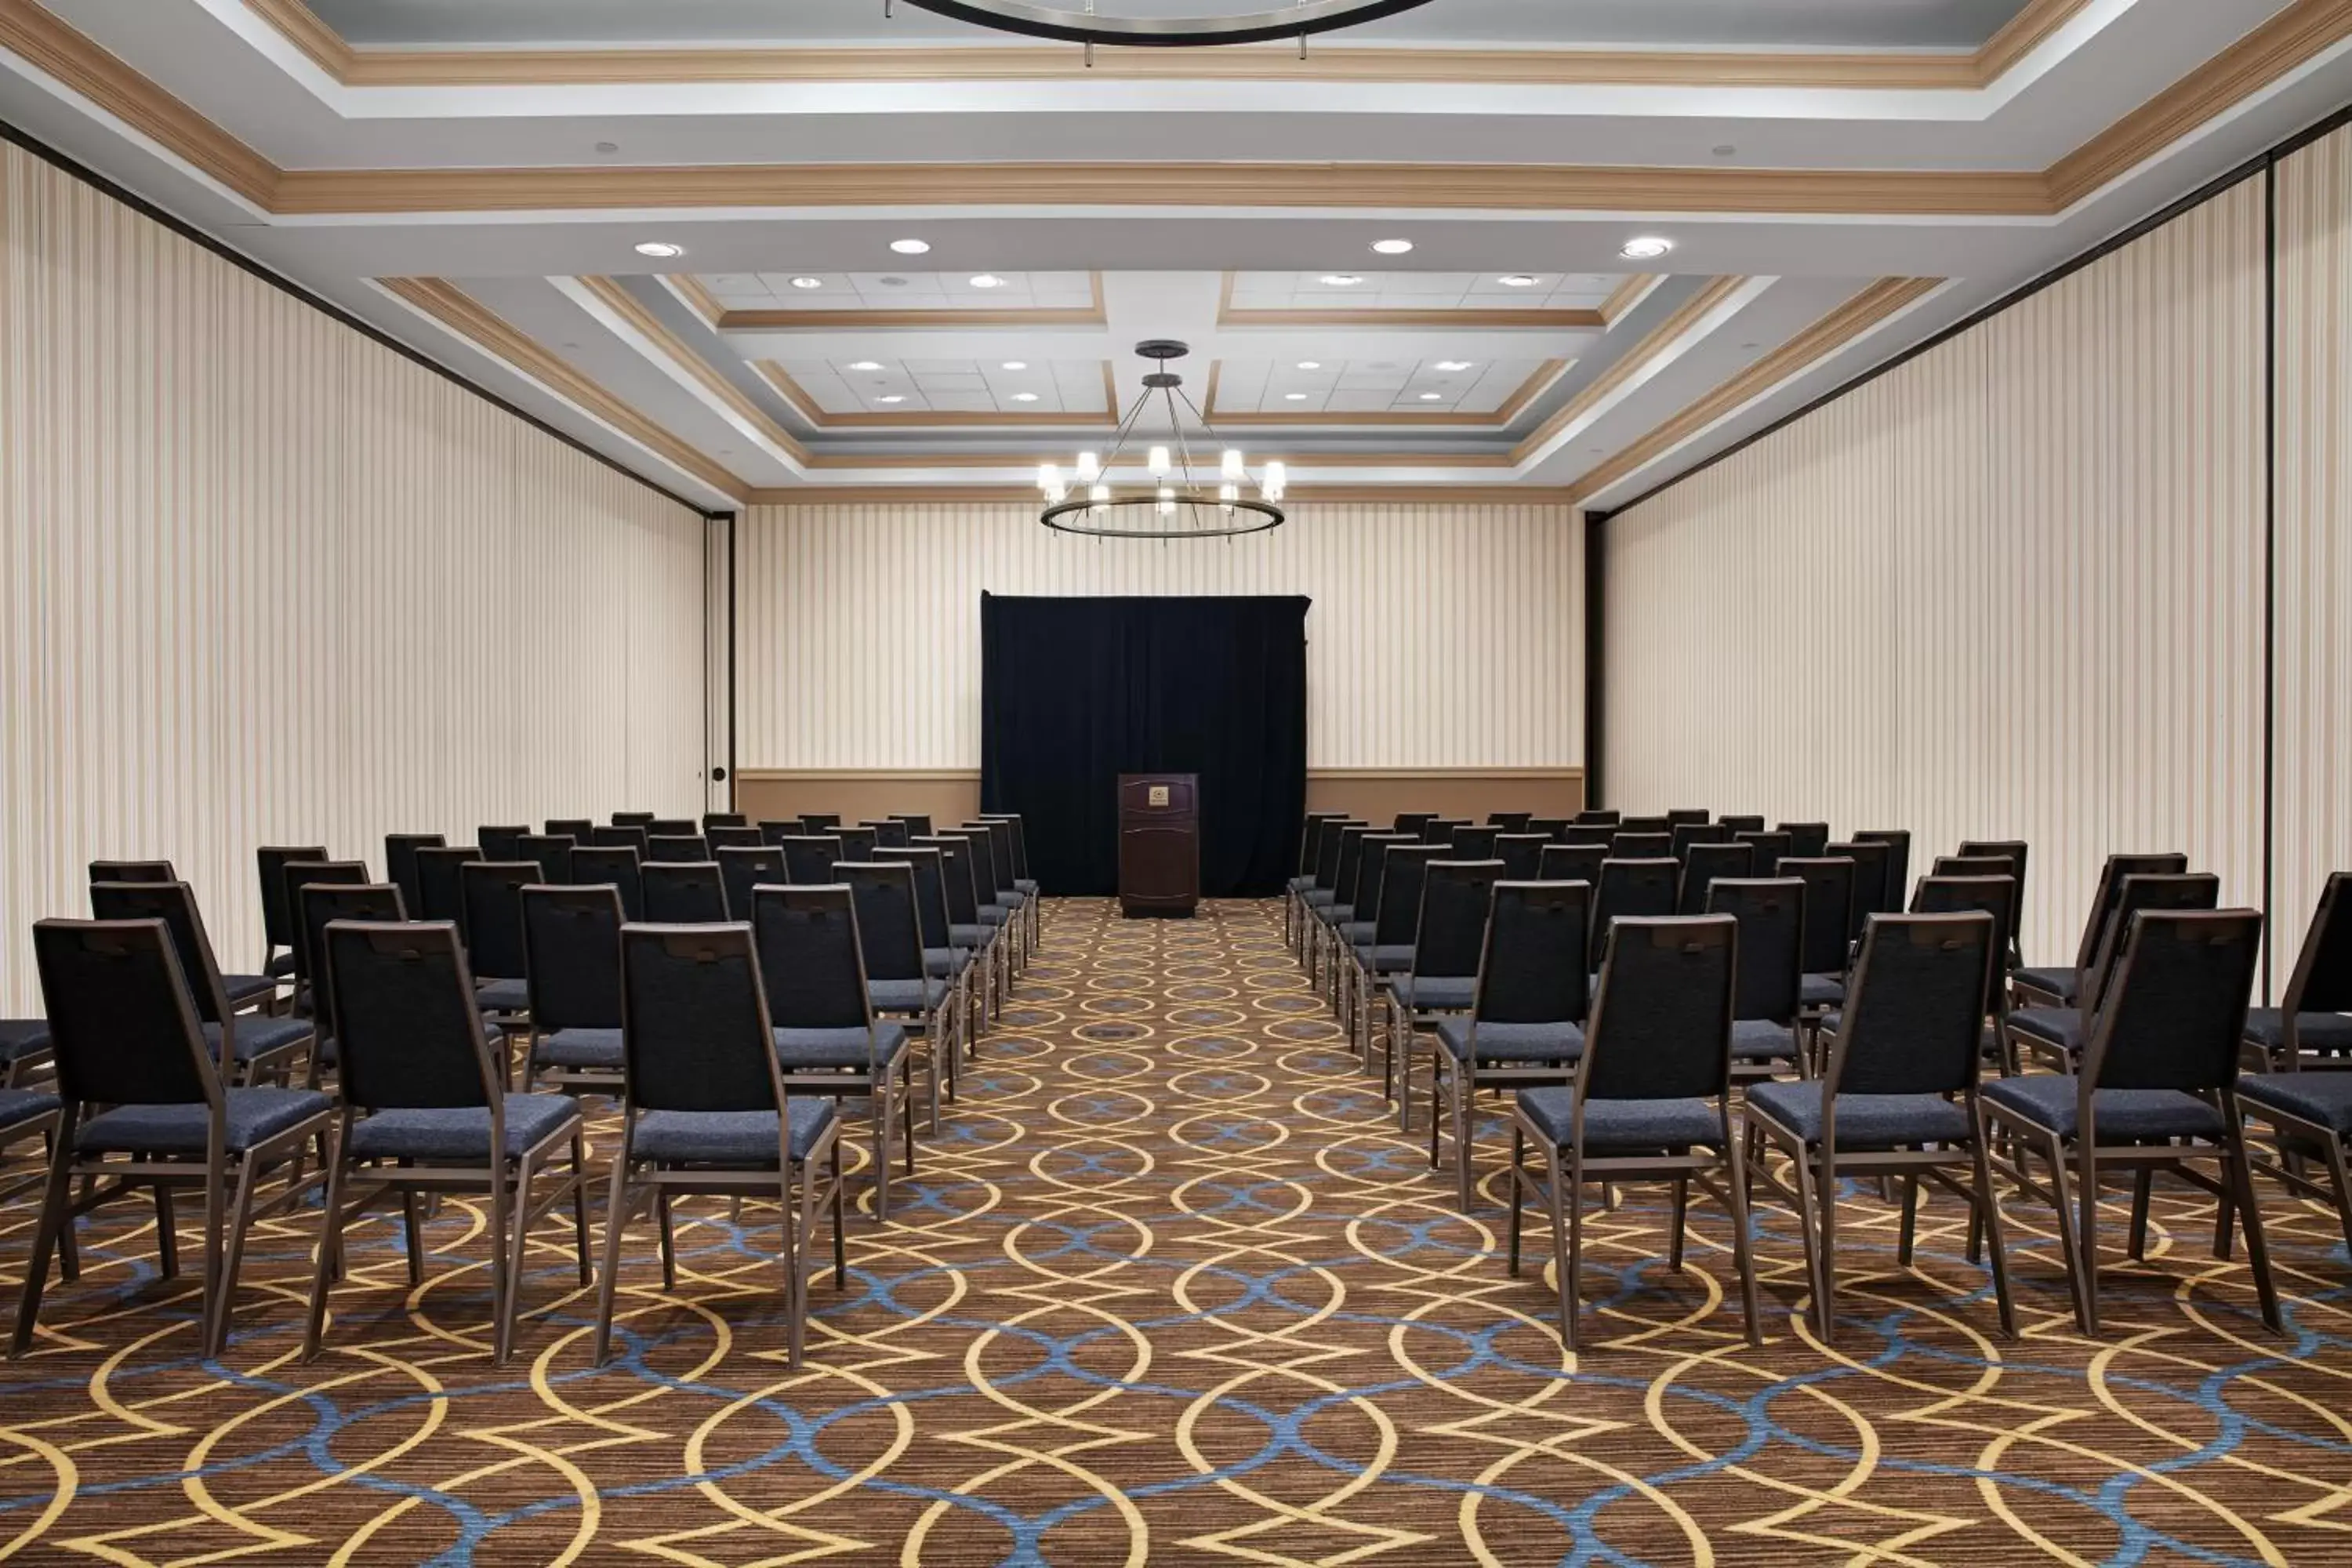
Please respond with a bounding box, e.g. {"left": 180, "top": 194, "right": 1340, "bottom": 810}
{"left": 980, "top": 593, "right": 1308, "bottom": 898}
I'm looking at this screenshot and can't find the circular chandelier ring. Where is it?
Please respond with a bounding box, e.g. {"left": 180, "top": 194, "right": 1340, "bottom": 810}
{"left": 891, "top": 0, "right": 1442, "bottom": 48}
{"left": 1043, "top": 493, "right": 1285, "bottom": 539}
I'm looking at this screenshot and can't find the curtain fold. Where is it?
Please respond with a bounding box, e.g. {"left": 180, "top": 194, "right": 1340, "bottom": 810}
{"left": 980, "top": 593, "right": 1309, "bottom": 898}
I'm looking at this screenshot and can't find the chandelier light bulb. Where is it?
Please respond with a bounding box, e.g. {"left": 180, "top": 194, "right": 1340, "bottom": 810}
{"left": 1261, "top": 460, "right": 1287, "bottom": 501}
{"left": 1219, "top": 481, "right": 1240, "bottom": 509}
{"left": 1221, "top": 448, "right": 1245, "bottom": 481}
{"left": 1148, "top": 445, "right": 1171, "bottom": 478}
{"left": 1089, "top": 482, "right": 1110, "bottom": 513}
{"left": 1157, "top": 485, "right": 1176, "bottom": 517}
{"left": 1075, "top": 451, "right": 1102, "bottom": 482}
{"left": 1038, "top": 462, "right": 1064, "bottom": 500}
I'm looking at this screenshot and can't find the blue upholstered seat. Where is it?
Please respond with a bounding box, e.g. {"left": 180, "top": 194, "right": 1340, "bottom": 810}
{"left": 977, "top": 906, "right": 1011, "bottom": 927}
{"left": 2242, "top": 1009, "right": 2352, "bottom": 1056}
{"left": 201, "top": 1015, "right": 313, "bottom": 1065}
{"left": 1303, "top": 890, "right": 1336, "bottom": 909}
{"left": 475, "top": 978, "right": 531, "bottom": 1013}
{"left": 2013, "top": 964, "right": 2081, "bottom": 1004}
{"left": 0, "top": 1088, "right": 61, "bottom": 1135}
{"left": 1746, "top": 1080, "right": 1972, "bottom": 1149}
{"left": 266, "top": 953, "right": 298, "bottom": 979}
{"left": 632, "top": 1100, "right": 838, "bottom": 1164}
{"left": 1287, "top": 875, "right": 1316, "bottom": 892}
{"left": 535, "top": 1027, "right": 625, "bottom": 1069}
{"left": 77, "top": 1087, "right": 332, "bottom": 1155}
{"left": 773, "top": 1022, "right": 909, "bottom": 1069}
{"left": 1014, "top": 877, "right": 1040, "bottom": 896}
{"left": 1351, "top": 943, "right": 1413, "bottom": 975}
{"left": 1800, "top": 973, "right": 1844, "bottom": 1007}
{"left": 1731, "top": 1019, "right": 1799, "bottom": 1061}
{"left": 0, "top": 1020, "right": 53, "bottom": 1065}
{"left": 870, "top": 977, "right": 951, "bottom": 1013}
{"left": 924, "top": 946, "right": 974, "bottom": 980}
{"left": 1436, "top": 1018, "right": 1582, "bottom": 1062}
{"left": 2239, "top": 1073, "right": 2352, "bottom": 1135}
{"left": 347, "top": 1092, "right": 580, "bottom": 1162}
{"left": 1982, "top": 1075, "right": 2224, "bottom": 1142}
{"left": 1392, "top": 975, "right": 1475, "bottom": 1012}
{"left": 2007, "top": 1007, "right": 2085, "bottom": 1054}
{"left": 1516, "top": 1087, "right": 1722, "bottom": 1151}
{"left": 221, "top": 973, "right": 278, "bottom": 1007}
{"left": 949, "top": 924, "right": 988, "bottom": 948}
{"left": 1322, "top": 904, "right": 1355, "bottom": 927}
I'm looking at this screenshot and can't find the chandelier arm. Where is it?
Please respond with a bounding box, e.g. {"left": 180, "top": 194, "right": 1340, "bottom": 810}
{"left": 1163, "top": 383, "right": 1201, "bottom": 492}
{"left": 1171, "top": 385, "right": 1243, "bottom": 485}
{"left": 1098, "top": 379, "right": 1155, "bottom": 475}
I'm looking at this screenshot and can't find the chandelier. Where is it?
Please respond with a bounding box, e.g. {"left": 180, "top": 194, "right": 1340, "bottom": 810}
{"left": 887, "top": 0, "right": 1441, "bottom": 49}
{"left": 1038, "top": 341, "right": 1286, "bottom": 540}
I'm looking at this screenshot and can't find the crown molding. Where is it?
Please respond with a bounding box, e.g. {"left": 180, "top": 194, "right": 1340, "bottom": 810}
{"left": 716, "top": 272, "right": 1107, "bottom": 332}
{"left": 745, "top": 483, "right": 1580, "bottom": 504}
{"left": 574, "top": 275, "right": 811, "bottom": 464}
{"left": 1512, "top": 277, "right": 1749, "bottom": 463}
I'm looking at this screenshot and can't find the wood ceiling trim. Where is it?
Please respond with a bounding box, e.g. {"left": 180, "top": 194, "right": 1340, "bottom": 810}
{"left": 1566, "top": 275, "right": 1943, "bottom": 503}
{"left": 793, "top": 450, "right": 1520, "bottom": 470}
{"left": 662, "top": 273, "right": 727, "bottom": 330}
{"left": 713, "top": 270, "right": 1107, "bottom": 331}
{"left": 1597, "top": 274, "right": 1667, "bottom": 325}
{"left": 746, "top": 483, "right": 1577, "bottom": 504}
{"left": 1203, "top": 359, "right": 1568, "bottom": 427}
{"left": 754, "top": 361, "right": 1122, "bottom": 430}
{"left": 377, "top": 275, "right": 749, "bottom": 501}
{"left": 1218, "top": 303, "right": 1610, "bottom": 328}
{"left": 575, "top": 275, "right": 809, "bottom": 464}
{"left": 1512, "top": 277, "right": 1749, "bottom": 462}
{"left": 240, "top": 0, "right": 2092, "bottom": 89}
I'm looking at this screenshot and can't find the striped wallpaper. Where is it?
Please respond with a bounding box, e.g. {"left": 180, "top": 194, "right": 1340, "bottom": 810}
{"left": 735, "top": 499, "right": 1583, "bottom": 771}
{"left": 1604, "top": 175, "right": 2270, "bottom": 968}
{"left": 0, "top": 144, "right": 709, "bottom": 1012}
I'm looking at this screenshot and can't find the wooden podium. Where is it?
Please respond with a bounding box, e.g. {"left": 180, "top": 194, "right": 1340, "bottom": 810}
{"left": 1117, "top": 773, "right": 1200, "bottom": 918}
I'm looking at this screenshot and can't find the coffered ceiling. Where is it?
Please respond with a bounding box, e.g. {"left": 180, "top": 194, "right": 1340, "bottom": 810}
{"left": 1, "top": 0, "right": 2345, "bottom": 511}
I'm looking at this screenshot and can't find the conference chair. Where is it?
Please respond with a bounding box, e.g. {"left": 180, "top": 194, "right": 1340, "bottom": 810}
{"left": 302, "top": 920, "right": 590, "bottom": 1365}
{"left": 1, "top": 1019, "right": 54, "bottom": 1091}
{"left": 891, "top": 814, "right": 934, "bottom": 837}
{"left": 416, "top": 848, "right": 484, "bottom": 925}
{"left": 863, "top": 818, "right": 912, "bottom": 849}
{"left": 753, "top": 885, "right": 916, "bottom": 1221}
{"left": 1421, "top": 818, "right": 1470, "bottom": 846}
{"left": 256, "top": 844, "right": 328, "bottom": 986}
{"left": 834, "top": 825, "right": 879, "bottom": 863}
{"left": 592, "top": 825, "right": 651, "bottom": 856}
{"left": 1670, "top": 822, "right": 1730, "bottom": 859}
{"left": 1826, "top": 840, "right": 1893, "bottom": 938}
{"left": 593, "top": 923, "right": 846, "bottom": 1369}
{"left": 546, "top": 818, "right": 595, "bottom": 842}
{"left": 1332, "top": 833, "right": 1416, "bottom": 1039}
{"left": 1912, "top": 873, "right": 2021, "bottom": 1072}
{"left": 1311, "top": 826, "right": 1378, "bottom": 999}
{"left": 647, "top": 833, "right": 710, "bottom": 864}
{"left": 1705, "top": 877, "right": 1807, "bottom": 1081}
{"left": 1569, "top": 828, "right": 1619, "bottom": 850}
{"left": 612, "top": 812, "right": 657, "bottom": 828}
{"left": 648, "top": 818, "right": 698, "bottom": 838}
{"left": 707, "top": 826, "right": 765, "bottom": 851}
{"left": 1618, "top": 815, "right": 1671, "bottom": 836}
{"left": 1287, "top": 813, "right": 1345, "bottom": 951}
{"left": 918, "top": 836, "right": 1002, "bottom": 1028}
{"left": 1779, "top": 856, "right": 1858, "bottom": 1011}
{"left": 1678, "top": 842, "right": 1755, "bottom": 916}
{"left": 702, "top": 813, "right": 749, "bottom": 831}
{"left": 877, "top": 845, "right": 982, "bottom": 1052}
{"left": 1298, "top": 822, "right": 1364, "bottom": 981}
{"left": 1388, "top": 858, "right": 1504, "bottom": 1123}
{"left": 1575, "top": 810, "right": 1621, "bottom": 827}
{"left": 956, "top": 825, "right": 1028, "bottom": 971}
{"left": 1507, "top": 915, "right": 1760, "bottom": 1352}
{"left": 2013, "top": 851, "right": 2185, "bottom": 1009}
{"left": 1537, "top": 844, "right": 1605, "bottom": 888}
{"left": 517, "top": 834, "right": 574, "bottom": 887}
{"left": 382, "top": 836, "right": 444, "bottom": 928}
{"left": 2005, "top": 873, "right": 2220, "bottom": 1075}
{"left": 296, "top": 881, "right": 407, "bottom": 1089}
{"left": 1747, "top": 911, "right": 2015, "bottom": 1342}
{"left": 521, "top": 885, "right": 628, "bottom": 1095}
{"left": 1494, "top": 833, "right": 1548, "bottom": 880}
{"left": 1609, "top": 832, "right": 1671, "bottom": 859}
{"left": 1449, "top": 826, "right": 1501, "bottom": 861}
{"left": 459, "top": 862, "right": 539, "bottom": 1034}
{"left": 1350, "top": 844, "right": 1445, "bottom": 1067}
{"left": 1854, "top": 830, "right": 1913, "bottom": 908}
{"left": 1780, "top": 822, "right": 1831, "bottom": 860}
{"left": 1393, "top": 811, "right": 1439, "bottom": 837}
{"left": 800, "top": 814, "right": 843, "bottom": 834}
{"left": 478, "top": 826, "right": 528, "bottom": 862}
{"left": 0, "top": 1087, "right": 64, "bottom": 1241}
{"left": 717, "top": 844, "right": 789, "bottom": 922}
{"left": 89, "top": 858, "right": 176, "bottom": 884}
{"left": 1526, "top": 818, "right": 1571, "bottom": 841}
{"left": 1957, "top": 840, "right": 2031, "bottom": 962}
{"left": 641, "top": 862, "right": 728, "bottom": 924}
{"left": 90, "top": 882, "right": 311, "bottom": 1086}
{"left": 1719, "top": 815, "right": 1766, "bottom": 835}
{"left": 1666, "top": 808, "right": 1711, "bottom": 827}
{"left": 1588, "top": 858, "right": 1679, "bottom": 970}
{"left": 1734, "top": 830, "right": 1792, "bottom": 873}
{"left": 1432, "top": 880, "right": 1590, "bottom": 1210}
{"left": 774, "top": 835, "right": 842, "bottom": 885}
{"left": 840, "top": 861, "right": 960, "bottom": 1129}
{"left": 973, "top": 818, "right": 1036, "bottom": 950}
{"left": 13, "top": 919, "right": 335, "bottom": 1359}
{"left": 1984, "top": 908, "right": 2277, "bottom": 1336}
{"left": 283, "top": 860, "right": 370, "bottom": 1020}
{"left": 1488, "top": 812, "right": 1534, "bottom": 833}
{"left": 2241, "top": 873, "right": 2352, "bottom": 1070}
{"left": 568, "top": 845, "right": 644, "bottom": 920}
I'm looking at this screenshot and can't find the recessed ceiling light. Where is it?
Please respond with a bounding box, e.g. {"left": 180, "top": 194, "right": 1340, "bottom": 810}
{"left": 1620, "top": 235, "right": 1675, "bottom": 260}
{"left": 1370, "top": 238, "right": 1414, "bottom": 255}
{"left": 876, "top": 394, "right": 906, "bottom": 404}
{"left": 847, "top": 360, "right": 883, "bottom": 371}
{"left": 1435, "top": 360, "right": 1473, "bottom": 372}
{"left": 1418, "top": 392, "right": 1443, "bottom": 401}
{"left": 1319, "top": 274, "right": 1363, "bottom": 286}
{"left": 968, "top": 274, "right": 1006, "bottom": 289}
{"left": 634, "top": 241, "right": 684, "bottom": 259}
{"left": 1498, "top": 274, "right": 1541, "bottom": 287}
{"left": 1011, "top": 392, "right": 1040, "bottom": 402}
{"left": 1001, "top": 360, "right": 1028, "bottom": 370}
{"left": 1284, "top": 393, "right": 1308, "bottom": 401}
{"left": 889, "top": 238, "right": 931, "bottom": 255}
{"left": 789, "top": 276, "right": 823, "bottom": 289}
{"left": 1296, "top": 361, "right": 1322, "bottom": 371}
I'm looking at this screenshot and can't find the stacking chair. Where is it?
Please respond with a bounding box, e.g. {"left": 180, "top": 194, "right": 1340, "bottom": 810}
{"left": 459, "top": 862, "right": 539, "bottom": 1032}
{"left": 891, "top": 814, "right": 934, "bottom": 837}
{"left": 1855, "top": 830, "right": 1912, "bottom": 908}
{"left": 1735, "top": 830, "right": 1792, "bottom": 873}
{"left": 1528, "top": 818, "right": 1571, "bottom": 841}
{"left": 1706, "top": 877, "right": 1807, "bottom": 1080}
{"left": 759, "top": 820, "right": 802, "bottom": 846}
{"left": 1588, "top": 858, "right": 1679, "bottom": 970}
{"left": 0, "top": 1086, "right": 63, "bottom": 1229}
{"left": 1388, "top": 859, "right": 1505, "bottom": 1124}
{"left": 1298, "top": 822, "right": 1363, "bottom": 978}
{"left": 1669, "top": 822, "right": 1730, "bottom": 859}
{"left": 1432, "top": 881, "right": 1590, "bottom": 1210}
{"left": 1537, "top": 844, "right": 1606, "bottom": 887}
{"left": 920, "top": 836, "right": 1001, "bottom": 1026}
{"left": 1719, "top": 815, "right": 1766, "bottom": 835}
{"left": 1394, "top": 811, "right": 1439, "bottom": 837}
{"left": 1288, "top": 813, "right": 1346, "bottom": 951}
{"left": 1958, "top": 840, "right": 2031, "bottom": 962}
{"left": 2241, "top": 873, "right": 2352, "bottom": 1069}
{"left": 1620, "top": 815, "right": 1671, "bottom": 836}
{"left": 1575, "top": 809, "right": 1621, "bottom": 827}
{"left": 2013, "top": 851, "right": 2184, "bottom": 1008}
{"left": 753, "top": 885, "right": 917, "bottom": 1221}
{"left": 840, "top": 861, "right": 960, "bottom": 1129}
{"left": 703, "top": 812, "right": 749, "bottom": 831}
{"left": 1780, "top": 856, "right": 1858, "bottom": 1011}
{"left": 517, "top": 834, "right": 574, "bottom": 886}
{"left": 1449, "top": 826, "right": 1501, "bottom": 860}
{"left": 1610, "top": 832, "right": 1671, "bottom": 858}
{"left": 835, "top": 825, "right": 879, "bottom": 862}
{"left": 612, "top": 812, "right": 657, "bottom": 828}
{"left": 592, "top": 824, "right": 651, "bottom": 855}
{"left": 296, "top": 881, "right": 406, "bottom": 1089}
{"left": 775, "top": 835, "right": 842, "bottom": 884}
{"left": 1507, "top": 915, "right": 1759, "bottom": 1351}
{"left": 284, "top": 859, "right": 370, "bottom": 1019}
{"left": 89, "top": 858, "right": 176, "bottom": 884}
{"left": 1780, "top": 822, "right": 1831, "bottom": 860}
{"left": 1316, "top": 826, "right": 1385, "bottom": 988}
{"left": 256, "top": 844, "right": 328, "bottom": 985}
{"left": 91, "top": 883, "right": 312, "bottom": 1086}
{"left": 864, "top": 818, "right": 912, "bottom": 849}
{"left": 521, "top": 886, "right": 627, "bottom": 1095}
{"left": 800, "top": 814, "right": 844, "bottom": 834}
{"left": 956, "top": 825, "right": 1028, "bottom": 971}
{"left": 416, "top": 848, "right": 481, "bottom": 927}
{"left": 1494, "top": 833, "right": 1548, "bottom": 880}
{"left": 1350, "top": 844, "right": 1446, "bottom": 1066}
{"left": 648, "top": 818, "right": 699, "bottom": 838}
{"left": 1666, "top": 808, "right": 1711, "bottom": 827}
{"left": 707, "top": 826, "right": 765, "bottom": 851}
{"left": 975, "top": 818, "right": 1037, "bottom": 950}
{"left": 717, "top": 844, "right": 789, "bottom": 922}
{"left": 1827, "top": 840, "right": 1892, "bottom": 933}
{"left": 1331, "top": 833, "right": 1414, "bottom": 1031}
{"left": 1, "top": 1020, "right": 55, "bottom": 1091}
{"left": 13, "top": 919, "right": 336, "bottom": 1358}
{"left": 1564, "top": 824, "right": 1617, "bottom": 848}
{"left": 1984, "top": 908, "right": 2276, "bottom": 1335}
{"left": 1488, "top": 811, "right": 1534, "bottom": 833}
{"left": 478, "top": 826, "right": 528, "bottom": 861}
{"left": 1913, "top": 873, "right": 2020, "bottom": 1071}
{"left": 642, "top": 861, "right": 728, "bottom": 924}
{"left": 2006, "top": 873, "right": 2219, "bottom": 1074}
{"left": 302, "top": 920, "right": 590, "bottom": 1365}
{"left": 647, "top": 833, "right": 710, "bottom": 864}
{"left": 877, "top": 845, "right": 982, "bottom": 1049}
{"left": 382, "top": 836, "right": 443, "bottom": 927}
{"left": 568, "top": 845, "right": 644, "bottom": 920}
{"left": 1678, "top": 842, "right": 1755, "bottom": 916}
{"left": 544, "top": 818, "right": 594, "bottom": 843}
{"left": 593, "top": 923, "right": 846, "bottom": 1368}
{"left": 924, "top": 831, "right": 1012, "bottom": 1001}
{"left": 1747, "top": 911, "right": 2014, "bottom": 1342}
{"left": 1421, "top": 818, "right": 1470, "bottom": 846}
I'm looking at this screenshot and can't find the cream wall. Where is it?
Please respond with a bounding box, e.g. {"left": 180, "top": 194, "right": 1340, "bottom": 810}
{"left": 734, "top": 497, "right": 1583, "bottom": 809}
{"left": 1602, "top": 173, "right": 2272, "bottom": 968}
{"left": 0, "top": 144, "right": 710, "bottom": 1010}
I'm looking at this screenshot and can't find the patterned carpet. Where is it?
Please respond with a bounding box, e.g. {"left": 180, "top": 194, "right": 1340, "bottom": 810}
{"left": 3, "top": 898, "right": 2351, "bottom": 1565}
